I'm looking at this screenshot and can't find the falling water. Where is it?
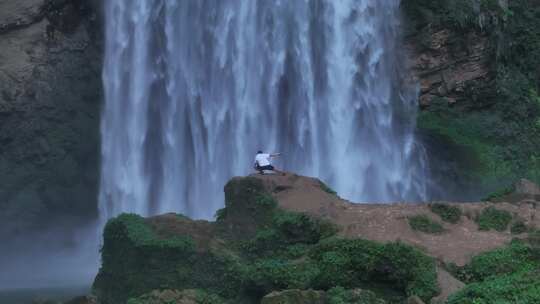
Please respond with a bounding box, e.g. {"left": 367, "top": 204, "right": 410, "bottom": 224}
{"left": 99, "top": 0, "right": 428, "bottom": 220}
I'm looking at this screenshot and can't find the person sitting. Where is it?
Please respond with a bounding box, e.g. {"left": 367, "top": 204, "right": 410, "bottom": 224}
{"left": 254, "top": 151, "right": 285, "bottom": 175}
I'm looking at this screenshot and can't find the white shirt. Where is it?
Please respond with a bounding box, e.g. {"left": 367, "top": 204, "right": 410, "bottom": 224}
{"left": 255, "top": 153, "right": 271, "bottom": 166}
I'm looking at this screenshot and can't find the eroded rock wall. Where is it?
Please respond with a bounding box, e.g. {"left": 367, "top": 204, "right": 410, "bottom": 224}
{"left": 0, "top": 0, "right": 102, "bottom": 239}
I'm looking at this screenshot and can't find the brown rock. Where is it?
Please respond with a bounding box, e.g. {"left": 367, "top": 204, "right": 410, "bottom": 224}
{"left": 407, "top": 295, "right": 425, "bottom": 304}
{"left": 515, "top": 179, "right": 540, "bottom": 197}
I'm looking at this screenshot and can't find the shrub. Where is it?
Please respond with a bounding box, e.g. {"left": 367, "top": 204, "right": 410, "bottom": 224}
{"left": 475, "top": 207, "right": 512, "bottom": 231}
{"left": 94, "top": 214, "right": 244, "bottom": 303}
{"left": 458, "top": 241, "right": 538, "bottom": 283}
{"left": 447, "top": 269, "right": 540, "bottom": 304}
{"left": 327, "top": 287, "right": 386, "bottom": 304}
{"left": 408, "top": 215, "right": 445, "bottom": 234}
{"left": 242, "top": 210, "right": 338, "bottom": 256}
{"left": 247, "top": 258, "right": 321, "bottom": 293}
{"left": 309, "top": 239, "right": 439, "bottom": 302}
{"left": 429, "top": 203, "right": 462, "bottom": 223}
{"left": 511, "top": 220, "right": 528, "bottom": 234}
{"left": 273, "top": 211, "right": 338, "bottom": 244}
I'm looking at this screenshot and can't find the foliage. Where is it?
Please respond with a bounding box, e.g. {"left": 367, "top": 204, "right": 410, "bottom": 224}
{"left": 511, "top": 220, "right": 528, "bottom": 235}
{"left": 475, "top": 207, "right": 512, "bottom": 231}
{"left": 447, "top": 269, "right": 540, "bottom": 304}
{"left": 244, "top": 238, "right": 439, "bottom": 302}
{"left": 102, "top": 213, "right": 195, "bottom": 250}
{"left": 195, "top": 289, "right": 228, "bottom": 304}
{"left": 94, "top": 214, "right": 245, "bottom": 304}
{"left": 429, "top": 203, "right": 462, "bottom": 223}
{"left": 326, "top": 287, "right": 386, "bottom": 304}
{"left": 456, "top": 241, "right": 539, "bottom": 283}
{"left": 408, "top": 215, "right": 445, "bottom": 234}
{"left": 309, "top": 239, "right": 439, "bottom": 302}
{"left": 319, "top": 180, "right": 337, "bottom": 195}
{"left": 242, "top": 210, "right": 338, "bottom": 256}
{"left": 446, "top": 241, "right": 540, "bottom": 303}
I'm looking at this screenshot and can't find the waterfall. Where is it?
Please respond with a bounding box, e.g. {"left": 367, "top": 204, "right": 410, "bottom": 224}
{"left": 99, "top": 0, "right": 428, "bottom": 220}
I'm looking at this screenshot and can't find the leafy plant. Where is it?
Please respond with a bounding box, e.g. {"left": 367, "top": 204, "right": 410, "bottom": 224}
{"left": 408, "top": 215, "right": 445, "bottom": 234}
{"left": 429, "top": 203, "right": 462, "bottom": 223}
{"left": 457, "top": 241, "right": 538, "bottom": 282}
{"left": 475, "top": 207, "right": 512, "bottom": 231}
{"left": 511, "top": 220, "right": 528, "bottom": 234}
{"left": 483, "top": 184, "right": 515, "bottom": 202}
{"left": 327, "top": 287, "right": 386, "bottom": 304}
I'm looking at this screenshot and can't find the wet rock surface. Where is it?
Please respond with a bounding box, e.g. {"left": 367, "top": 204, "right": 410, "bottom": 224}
{"left": 0, "top": 0, "right": 102, "bottom": 239}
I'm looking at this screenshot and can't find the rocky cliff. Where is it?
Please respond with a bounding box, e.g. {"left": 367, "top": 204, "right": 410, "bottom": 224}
{"left": 0, "top": 0, "right": 102, "bottom": 240}
{"left": 402, "top": 0, "right": 540, "bottom": 199}
{"left": 93, "top": 173, "right": 540, "bottom": 304}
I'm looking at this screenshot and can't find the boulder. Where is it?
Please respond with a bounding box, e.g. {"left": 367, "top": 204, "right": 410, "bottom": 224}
{"left": 514, "top": 179, "right": 540, "bottom": 200}
{"left": 261, "top": 290, "right": 326, "bottom": 304}
{"left": 406, "top": 295, "right": 425, "bottom": 304}
{"left": 125, "top": 290, "right": 199, "bottom": 304}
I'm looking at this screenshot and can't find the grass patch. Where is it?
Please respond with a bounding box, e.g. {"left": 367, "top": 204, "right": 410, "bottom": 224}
{"left": 475, "top": 207, "right": 512, "bottom": 231}
{"left": 429, "top": 203, "right": 462, "bottom": 223}
{"left": 408, "top": 215, "right": 445, "bottom": 234}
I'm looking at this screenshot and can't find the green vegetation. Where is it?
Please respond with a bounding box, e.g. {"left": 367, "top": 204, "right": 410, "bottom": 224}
{"left": 327, "top": 287, "right": 386, "bottom": 304}
{"left": 404, "top": 0, "right": 540, "bottom": 191}
{"left": 308, "top": 239, "right": 439, "bottom": 301}
{"left": 408, "top": 215, "right": 445, "bottom": 234}
{"left": 126, "top": 289, "right": 226, "bottom": 304}
{"left": 511, "top": 220, "right": 528, "bottom": 234}
{"left": 319, "top": 180, "right": 337, "bottom": 195}
{"left": 447, "top": 240, "right": 540, "bottom": 303}
{"left": 94, "top": 177, "right": 439, "bottom": 304}
{"left": 429, "top": 203, "right": 462, "bottom": 223}
{"left": 457, "top": 241, "right": 538, "bottom": 282}
{"left": 447, "top": 269, "right": 540, "bottom": 304}
{"left": 475, "top": 207, "right": 512, "bottom": 231}
{"left": 93, "top": 213, "right": 246, "bottom": 304}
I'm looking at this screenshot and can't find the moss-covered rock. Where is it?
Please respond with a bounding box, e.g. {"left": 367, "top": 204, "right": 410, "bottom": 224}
{"left": 93, "top": 177, "right": 441, "bottom": 304}
{"left": 126, "top": 289, "right": 225, "bottom": 304}
{"left": 260, "top": 290, "right": 326, "bottom": 304}
{"left": 93, "top": 214, "right": 246, "bottom": 304}
{"left": 327, "top": 287, "right": 386, "bottom": 304}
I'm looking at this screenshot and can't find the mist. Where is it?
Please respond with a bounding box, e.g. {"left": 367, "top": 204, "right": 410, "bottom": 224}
{"left": 0, "top": 221, "right": 100, "bottom": 292}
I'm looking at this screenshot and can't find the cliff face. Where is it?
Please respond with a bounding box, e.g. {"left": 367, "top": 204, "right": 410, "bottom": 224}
{"left": 402, "top": 0, "right": 540, "bottom": 199}
{"left": 405, "top": 28, "right": 491, "bottom": 109}
{"left": 0, "top": 0, "right": 102, "bottom": 238}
